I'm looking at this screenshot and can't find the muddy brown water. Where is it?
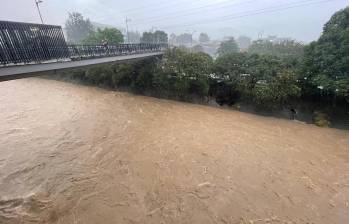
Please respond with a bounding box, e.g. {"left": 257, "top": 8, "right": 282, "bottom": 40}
{"left": 0, "top": 78, "right": 348, "bottom": 224}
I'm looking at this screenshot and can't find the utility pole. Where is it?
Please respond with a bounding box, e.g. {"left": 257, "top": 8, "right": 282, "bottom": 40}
{"left": 35, "top": 0, "right": 44, "bottom": 24}
{"left": 151, "top": 26, "right": 156, "bottom": 43}
{"left": 125, "top": 17, "right": 131, "bottom": 43}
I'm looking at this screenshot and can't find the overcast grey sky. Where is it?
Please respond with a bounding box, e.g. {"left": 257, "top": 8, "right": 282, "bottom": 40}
{"left": 0, "top": 0, "right": 348, "bottom": 42}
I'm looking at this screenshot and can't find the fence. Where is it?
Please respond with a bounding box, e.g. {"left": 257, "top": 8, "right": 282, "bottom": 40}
{"left": 0, "top": 21, "right": 167, "bottom": 66}
{"left": 0, "top": 20, "right": 69, "bottom": 65}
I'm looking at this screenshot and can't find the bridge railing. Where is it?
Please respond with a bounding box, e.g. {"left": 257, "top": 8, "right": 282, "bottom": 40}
{"left": 0, "top": 20, "right": 167, "bottom": 66}
{"left": 68, "top": 43, "right": 168, "bottom": 60}
{"left": 0, "top": 20, "right": 69, "bottom": 66}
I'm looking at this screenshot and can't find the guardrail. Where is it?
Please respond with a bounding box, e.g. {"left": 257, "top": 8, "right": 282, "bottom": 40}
{"left": 0, "top": 20, "right": 167, "bottom": 66}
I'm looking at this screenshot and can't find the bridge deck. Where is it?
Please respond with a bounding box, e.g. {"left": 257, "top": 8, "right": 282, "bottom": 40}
{"left": 0, "top": 52, "right": 163, "bottom": 82}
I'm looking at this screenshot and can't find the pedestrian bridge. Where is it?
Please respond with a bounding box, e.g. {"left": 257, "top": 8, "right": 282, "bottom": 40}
{"left": 0, "top": 21, "right": 167, "bottom": 82}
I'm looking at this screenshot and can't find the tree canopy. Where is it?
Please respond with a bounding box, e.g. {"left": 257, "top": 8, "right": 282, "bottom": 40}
{"left": 82, "top": 28, "right": 124, "bottom": 45}
{"left": 192, "top": 45, "right": 204, "bottom": 53}
{"left": 199, "top": 33, "right": 210, "bottom": 43}
{"left": 248, "top": 39, "right": 304, "bottom": 59}
{"left": 217, "top": 37, "right": 239, "bottom": 56}
{"left": 65, "top": 12, "right": 94, "bottom": 43}
{"left": 302, "top": 6, "right": 349, "bottom": 100}
{"left": 176, "top": 33, "right": 193, "bottom": 45}
{"left": 141, "top": 30, "right": 168, "bottom": 43}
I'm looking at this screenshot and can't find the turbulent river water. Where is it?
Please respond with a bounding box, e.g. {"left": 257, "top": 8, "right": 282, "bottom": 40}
{"left": 0, "top": 78, "right": 348, "bottom": 224}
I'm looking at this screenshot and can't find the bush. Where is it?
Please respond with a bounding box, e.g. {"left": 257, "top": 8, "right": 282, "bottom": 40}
{"left": 85, "top": 65, "right": 113, "bottom": 86}
{"left": 110, "top": 63, "right": 134, "bottom": 88}
{"left": 251, "top": 70, "right": 301, "bottom": 109}
{"left": 313, "top": 111, "right": 331, "bottom": 127}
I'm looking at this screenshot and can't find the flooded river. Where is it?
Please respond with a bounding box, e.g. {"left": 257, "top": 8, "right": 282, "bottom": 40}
{"left": 0, "top": 78, "right": 348, "bottom": 224}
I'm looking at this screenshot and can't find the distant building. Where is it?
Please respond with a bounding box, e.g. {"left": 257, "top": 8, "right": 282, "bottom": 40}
{"left": 237, "top": 36, "right": 252, "bottom": 52}
{"left": 259, "top": 35, "right": 292, "bottom": 44}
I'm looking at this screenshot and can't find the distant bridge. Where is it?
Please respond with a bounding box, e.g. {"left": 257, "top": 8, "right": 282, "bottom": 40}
{"left": 0, "top": 21, "right": 167, "bottom": 82}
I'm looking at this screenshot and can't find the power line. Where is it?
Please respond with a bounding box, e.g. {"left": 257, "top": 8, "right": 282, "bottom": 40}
{"left": 128, "top": 0, "right": 325, "bottom": 28}
{"left": 133, "top": 0, "right": 256, "bottom": 25}
{"left": 120, "top": 0, "right": 210, "bottom": 15}
{"left": 157, "top": 0, "right": 338, "bottom": 30}
{"left": 90, "top": 0, "right": 212, "bottom": 22}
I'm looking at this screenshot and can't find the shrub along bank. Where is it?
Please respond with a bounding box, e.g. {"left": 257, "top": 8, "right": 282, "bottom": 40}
{"left": 56, "top": 47, "right": 347, "bottom": 128}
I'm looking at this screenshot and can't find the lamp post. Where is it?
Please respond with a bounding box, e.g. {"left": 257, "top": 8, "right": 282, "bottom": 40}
{"left": 35, "top": 0, "right": 44, "bottom": 24}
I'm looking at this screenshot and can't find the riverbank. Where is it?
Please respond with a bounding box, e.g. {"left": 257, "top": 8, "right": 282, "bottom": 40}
{"left": 1, "top": 78, "right": 348, "bottom": 224}
{"left": 48, "top": 72, "right": 349, "bottom": 130}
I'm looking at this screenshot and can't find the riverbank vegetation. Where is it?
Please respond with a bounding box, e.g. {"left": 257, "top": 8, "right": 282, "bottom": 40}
{"left": 59, "top": 7, "right": 348, "bottom": 128}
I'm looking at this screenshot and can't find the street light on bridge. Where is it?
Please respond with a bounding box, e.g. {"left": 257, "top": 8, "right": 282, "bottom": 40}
{"left": 35, "top": 0, "right": 44, "bottom": 24}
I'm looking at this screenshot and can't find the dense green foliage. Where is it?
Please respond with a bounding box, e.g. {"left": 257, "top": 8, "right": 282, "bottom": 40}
{"left": 82, "top": 28, "right": 124, "bottom": 45}
{"left": 214, "top": 52, "right": 300, "bottom": 108}
{"left": 65, "top": 12, "right": 94, "bottom": 43}
{"left": 217, "top": 37, "right": 239, "bottom": 56}
{"left": 302, "top": 6, "right": 349, "bottom": 102}
{"left": 248, "top": 40, "right": 304, "bottom": 59}
{"left": 67, "top": 48, "right": 300, "bottom": 108}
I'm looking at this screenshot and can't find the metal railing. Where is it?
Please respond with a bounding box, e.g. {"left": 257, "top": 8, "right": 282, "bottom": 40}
{"left": 0, "top": 20, "right": 70, "bottom": 65}
{"left": 68, "top": 43, "right": 167, "bottom": 60}
{"left": 0, "top": 20, "right": 167, "bottom": 66}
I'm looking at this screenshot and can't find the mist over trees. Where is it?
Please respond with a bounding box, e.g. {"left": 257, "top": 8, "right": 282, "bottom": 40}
{"left": 217, "top": 37, "right": 239, "bottom": 56}
{"left": 199, "top": 33, "right": 210, "bottom": 43}
{"left": 128, "top": 31, "right": 141, "bottom": 43}
{"left": 237, "top": 36, "right": 252, "bottom": 51}
{"left": 192, "top": 45, "right": 204, "bottom": 53}
{"left": 248, "top": 39, "right": 304, "bottom": 59}
{"left": 176, "top": 33, "right": 193, "bottom": 45}
{"left": 141, "top": 31, "right": 168, "bottom": 43}
{"left": 65, "top": 12, "right": 94, "bottom": 43}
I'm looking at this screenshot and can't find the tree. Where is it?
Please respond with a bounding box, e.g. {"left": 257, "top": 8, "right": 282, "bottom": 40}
{"left": 140, "top": 32, "right": 153, "bottom": 43}
{"left": 65, "top": 12, "right": 94, "bottom": 43}
{"left": 169, "top": 33, "right": 177, "bottom": 45}
{"left": 159, "top": 48, "right": 213, "bottom": 99}
{"left": 214, "top": 52, "right": 300, "bottom": 107}
{"left": 302, "top": 7, "right": 349, "bottom": 102}
{"left": 217, "top": 37, "right": 239, "bottom": 56}
{"left": 176, "top": 33, "right": 193, "bottom": 45}
{"left": 252, "top": 70, "right": 301, "bottom": 108}
{"left": 248, "top": 39, "right": 304, "bottom": 59}
{"left": 140, "top": 30, "right": 168, "bottom": 43}
{"left": 215, "top": 53, "right": 287, "bottom": 82}
{"left": 154, "top": 30, "right": 168, "bottom": 43}
{"left": 199, "top": 33, "right": 210, "bottom": 43}
{"left": 83, "top": 28, "right": 124, "bottom": 45}
{"left": 192, "top": 45, "right": 204, "bottom": 53}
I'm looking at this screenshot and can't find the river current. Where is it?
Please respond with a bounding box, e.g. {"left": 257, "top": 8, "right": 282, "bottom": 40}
{"left": 0, "top": 78, "right": 348, "bottom": 224}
